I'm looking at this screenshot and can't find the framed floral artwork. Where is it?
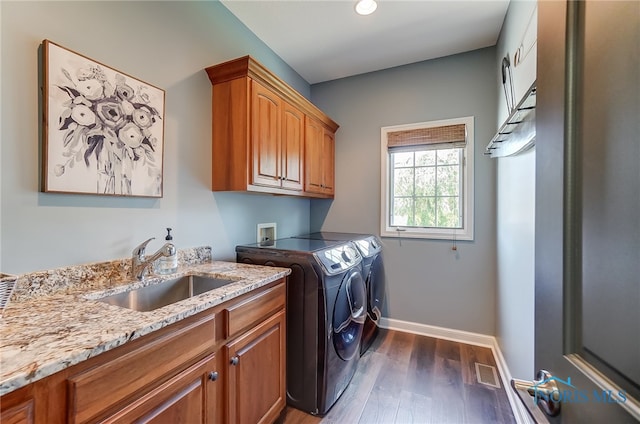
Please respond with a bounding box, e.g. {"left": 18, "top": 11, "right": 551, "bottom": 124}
{"left": 41, "top": 40, "right": 165, "bottom": 197}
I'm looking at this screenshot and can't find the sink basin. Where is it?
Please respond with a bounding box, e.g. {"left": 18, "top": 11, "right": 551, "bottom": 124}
{"left": 97, "top": 275, "right": 237, "bottom": 312}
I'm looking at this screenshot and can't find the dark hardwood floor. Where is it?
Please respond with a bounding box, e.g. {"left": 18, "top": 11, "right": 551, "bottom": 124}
{"left": 277, "top": 329, "right": 517, "bottom": 424}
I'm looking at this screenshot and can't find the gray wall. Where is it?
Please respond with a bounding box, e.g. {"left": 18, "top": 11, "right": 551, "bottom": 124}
{"left": 0, "top": 1, "right": 312, "bottom": 274}
{"left": 494, "top": 0, "right": 537, "bottom": 378}
{"left": 310, "top": 48, "right": 498, "bottom": 335}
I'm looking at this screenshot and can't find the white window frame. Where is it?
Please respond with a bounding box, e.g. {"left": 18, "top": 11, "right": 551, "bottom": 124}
{"left": 380, "top": 116, "right": 474, "bottom": 241}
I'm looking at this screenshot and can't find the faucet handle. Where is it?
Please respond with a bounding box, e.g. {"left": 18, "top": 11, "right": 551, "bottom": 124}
{"left": 133, "top": 238, "right": 155, "bottom": 257}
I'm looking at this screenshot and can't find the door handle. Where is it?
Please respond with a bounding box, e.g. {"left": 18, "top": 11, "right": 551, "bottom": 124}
{"left": 511, "top": 370, "right": 561, "bottom": 419}
{"left": 345, "top": 278, "right": 365, "bottom": 321}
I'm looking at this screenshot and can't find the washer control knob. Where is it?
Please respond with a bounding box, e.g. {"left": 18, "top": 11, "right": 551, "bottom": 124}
{"left": 342, "top": 247, "right": 356, "bottom": 262}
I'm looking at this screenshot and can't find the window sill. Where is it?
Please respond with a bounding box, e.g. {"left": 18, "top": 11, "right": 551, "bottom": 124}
{"left": 380, "top": 228, "right": 473, "bottom": 241}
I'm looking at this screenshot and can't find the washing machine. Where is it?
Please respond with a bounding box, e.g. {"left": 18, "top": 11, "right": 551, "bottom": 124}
{"left": 236, "top": 238, "right": 366, "bottom": 415}
{"left": 295, "top": 232, "right": 384, "bottom": 355}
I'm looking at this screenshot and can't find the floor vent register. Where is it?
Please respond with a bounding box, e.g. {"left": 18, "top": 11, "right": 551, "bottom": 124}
{"left": 475, "top": 362, "right": 501, "bottom": 388}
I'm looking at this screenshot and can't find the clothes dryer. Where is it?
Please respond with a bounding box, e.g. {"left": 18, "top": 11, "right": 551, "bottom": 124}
{"left": 236, "top": 238, "right": 366, "bottom": 415}
{"left": 295, "top": 232, "right": 384, "bottom": 355}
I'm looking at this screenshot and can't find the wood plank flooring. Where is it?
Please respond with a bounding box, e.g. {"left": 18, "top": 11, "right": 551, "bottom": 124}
{"left": 276, "top": 329, "right": 516, "bottom": 424}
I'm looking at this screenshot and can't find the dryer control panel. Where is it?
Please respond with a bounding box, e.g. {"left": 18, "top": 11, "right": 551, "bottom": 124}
{"left": 314, "top": 243, "right": 362, "bottom": 276}
{"left": 353, "top": 236, "right": 382, "bottom": 258}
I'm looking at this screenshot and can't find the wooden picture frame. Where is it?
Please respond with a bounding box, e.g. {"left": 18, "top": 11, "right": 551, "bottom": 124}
{"left": 42, "top": 40, "right": 165, "bottom": 197}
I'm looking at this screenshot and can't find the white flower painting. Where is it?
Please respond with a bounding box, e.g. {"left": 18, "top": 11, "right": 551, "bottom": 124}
{"left": 42, "top": 40, "right": 165, "bottom": 197}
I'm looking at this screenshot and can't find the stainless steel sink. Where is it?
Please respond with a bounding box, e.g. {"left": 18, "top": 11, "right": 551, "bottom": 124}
{"left": 97, "top": 275, "right": 237, "bottom": 312}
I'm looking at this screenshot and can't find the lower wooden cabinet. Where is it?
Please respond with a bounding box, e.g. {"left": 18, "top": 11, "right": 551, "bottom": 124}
{"left": 0, "top": 278, "right": 286, "bottom": 424}
{"left": 226, "top": 310, "right": 286, "bottom": 424}
{"left": 1, "top": 398, "right": 34, "bottom": 424}
{"left": 68, "top": 314, "right": 216, "bottom": 423}
{"left": 102, "top": 353, "right": 219, "bottom": 424}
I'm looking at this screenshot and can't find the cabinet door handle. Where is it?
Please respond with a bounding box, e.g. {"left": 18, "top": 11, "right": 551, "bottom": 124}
{"left": 230, "top": 356, "right": 239, "bottom": 366}
{"left": 208, "top": 371, "right": 219, "bottom": 381}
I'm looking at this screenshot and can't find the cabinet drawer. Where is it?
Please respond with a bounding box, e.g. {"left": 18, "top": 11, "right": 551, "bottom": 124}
{"left": 68, "top": 314, "right": 215, "bottom": 424}
{"left": 225, "top": 282, "right": 285, "bottom": 339}
{"left": 1, "top": 398, "right": 34, "bottom": 424}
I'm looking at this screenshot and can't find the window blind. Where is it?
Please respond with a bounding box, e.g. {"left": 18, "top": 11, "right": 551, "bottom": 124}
{"left": 387, "top": 124, "right": 466, "bottom": 151}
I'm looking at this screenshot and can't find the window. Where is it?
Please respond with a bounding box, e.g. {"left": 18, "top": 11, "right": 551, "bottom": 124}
{"left": 380, "top": 116, "right": 474, "bottom": 240}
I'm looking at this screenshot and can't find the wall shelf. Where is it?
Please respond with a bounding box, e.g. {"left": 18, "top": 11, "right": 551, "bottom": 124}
{"left": 485, "top": 82, "right": 536, "bottom": 158}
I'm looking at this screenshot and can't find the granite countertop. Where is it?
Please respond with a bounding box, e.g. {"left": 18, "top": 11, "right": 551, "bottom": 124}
{"left": 0, "top": 252, "right": 290, "bottom": 396}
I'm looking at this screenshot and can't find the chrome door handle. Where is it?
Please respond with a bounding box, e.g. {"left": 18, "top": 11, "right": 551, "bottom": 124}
{"left": 512, "top": 370, "right": 561, "bottom": 418}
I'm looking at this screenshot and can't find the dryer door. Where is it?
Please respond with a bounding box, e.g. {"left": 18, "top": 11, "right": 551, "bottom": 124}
{"left": 333, "top": 269, "right": 366, "bottom": 361}
{"left": 367, "top": 254, "right": 385, "bottom": 323}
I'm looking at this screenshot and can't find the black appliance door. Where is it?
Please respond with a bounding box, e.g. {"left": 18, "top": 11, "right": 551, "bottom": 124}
{"left": 332, "top": 270, "right": 366, "bottom": 361}
{"left": 367, "top": 254, "right": 384, "bottom": 323}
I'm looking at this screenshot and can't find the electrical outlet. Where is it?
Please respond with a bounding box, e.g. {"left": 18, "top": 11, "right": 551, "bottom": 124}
{"left": 257, "top": 223, "right": 276, "bottom": 244}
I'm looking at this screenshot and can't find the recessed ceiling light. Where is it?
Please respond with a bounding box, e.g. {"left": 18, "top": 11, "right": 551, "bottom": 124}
{"left": 355, "top": 0, "right": 377, "bottom": 16}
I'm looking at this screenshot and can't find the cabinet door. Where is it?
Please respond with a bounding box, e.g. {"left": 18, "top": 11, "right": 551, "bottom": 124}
{"left": 251, "top": 80, "right": 281, "bottom": 188}
{"left": 226, "top": 311, "right": 286, "bottom": 424}
{"left": 1, "top": 398, "right": 34, "bottom": 424}
{"left": 321, "top": 130, "right": 335, "bottom": 195}
{"left": 102, "top": 353, "right": 219, "bottom": 424}
{"left": 305, "top": 116, "right": 335, "bottom": 196}
{"left": 304, "top": 116, "right": 325, "bottom": 193}
{"left": 281, "top": 101, "right": 304, "bottom": 191}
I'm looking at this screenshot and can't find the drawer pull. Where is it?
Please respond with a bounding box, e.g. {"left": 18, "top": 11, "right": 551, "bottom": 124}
{"left": 208, "top": 371, "right": 219, "bottom": 381}
{"left": 230, "top": 356, "right": 239, "bottom": 366}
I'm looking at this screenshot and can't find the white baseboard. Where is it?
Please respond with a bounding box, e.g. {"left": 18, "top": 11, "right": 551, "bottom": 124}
{"left": 379, "top": 317, "right": 495, "bottom": 347}
{"left": 378, "top": 317, "right": 534, "bottom": 424}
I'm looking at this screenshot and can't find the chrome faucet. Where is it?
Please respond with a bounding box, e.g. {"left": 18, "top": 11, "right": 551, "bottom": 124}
{"left": 131, "top": 238, "right": 176, "bottom": 280}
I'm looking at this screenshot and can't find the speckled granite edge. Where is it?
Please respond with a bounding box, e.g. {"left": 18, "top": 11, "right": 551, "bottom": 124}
{"left": 10, "top": 246, "right": 212, "bottom": 303}
{"left": 0, "top": 257, "right": 290, "bottom": 396}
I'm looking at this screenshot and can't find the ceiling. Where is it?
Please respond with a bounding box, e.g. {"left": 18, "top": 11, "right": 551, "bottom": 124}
{"left": 220, "top": 0, "right": 510, "bottom": 84}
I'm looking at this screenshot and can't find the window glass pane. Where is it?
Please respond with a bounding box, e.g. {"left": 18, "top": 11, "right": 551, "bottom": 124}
{"left": 393, "top": 168, "right": 414, "bottom": 197}
{"left": 415, "top": 197, "right": 436, "bottom": 227}
{"left": 436, "top": 165, "right": 459, "bottom": 196}
{"left": 392, "top": 197, "right": 414, "bottom": 226}
{"left": 393, "top": 152, "right": 414, "bottom": 168}
{"left": 415, "top": 150, "right": 436, "bottom": 166}
{"left": 436, "top": 197, "right": 460, "bottom": 227}
{"left": 415, "top": 167, "right": 436, "bottom": 196}
{"left": 436, "top": 148, "right": 460, "bottom": 165}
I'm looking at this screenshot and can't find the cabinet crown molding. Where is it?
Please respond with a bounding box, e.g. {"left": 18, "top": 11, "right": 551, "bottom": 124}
{"left": 205, "top": 55, "right": 339, "bottom": 133}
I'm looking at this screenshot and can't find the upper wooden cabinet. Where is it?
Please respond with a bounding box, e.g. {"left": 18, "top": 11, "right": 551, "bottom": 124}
{"left": 251, "top": 81, "right": 304, "bottom": 191}
{"left": 281, "top": 101, "right": 305, "bottom": 191}
{"left": 305, "top": 116, "right": 335, "bottom": 196}
{"left": 205, "top": 56, "right": 338, "bottom": 198}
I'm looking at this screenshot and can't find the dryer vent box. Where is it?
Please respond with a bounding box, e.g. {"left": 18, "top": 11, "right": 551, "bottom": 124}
{"left": 257, "top": 223, "right": 276, "bottom": 244}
